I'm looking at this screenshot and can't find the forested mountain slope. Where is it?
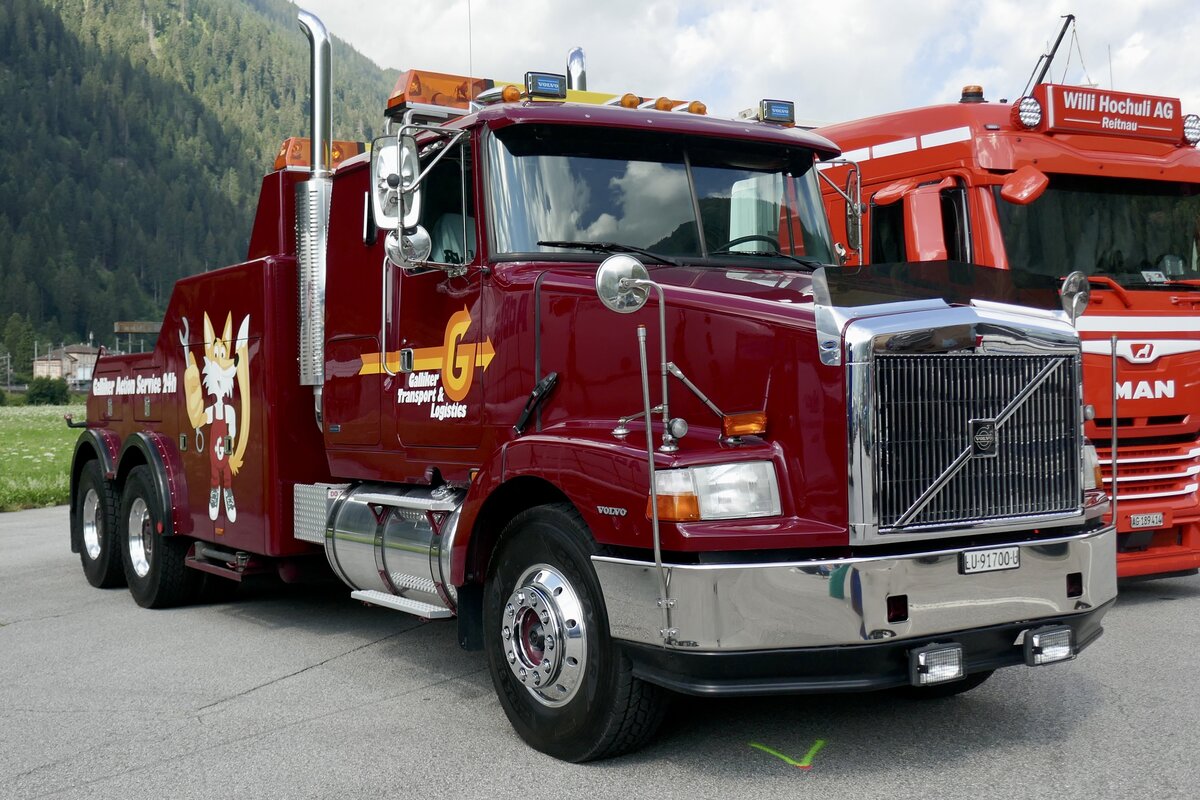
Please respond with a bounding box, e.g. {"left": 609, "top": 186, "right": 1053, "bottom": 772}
{"left": 0, "top": 0, "right": 396, "bottom": 371}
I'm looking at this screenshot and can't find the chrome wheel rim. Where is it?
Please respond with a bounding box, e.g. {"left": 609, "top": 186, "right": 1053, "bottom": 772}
{"left": 501, "top": 564, "right": 587, "bottom": 707}
{"left": 127, "top": 498, "right": 152, "bottom": 578}
{"left": 82, "top": 489, "right": 102, "bottom": 560}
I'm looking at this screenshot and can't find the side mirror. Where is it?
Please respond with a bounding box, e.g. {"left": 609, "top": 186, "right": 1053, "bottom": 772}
{"left": 398, "top": 134, "right": 422, "bottom": 230}
{"left": 1060, "top": 271, "right": 1091, "bottom": 324}
{"left": 1000, "top": 164, "right": 1049, "bottom": 205}
{"left": 595, "top": 254, "right": 650, "bottom": 313}
{"left": 370, "top": 136, "right": 400, "bottom": 230}
{"left": 370, "top": 134, "right": 422, "bottom": 232}
{"left": 872, "top": 178, "right": 919, "bottom": 207}
{"left": 841, "top": 166, "right": 862, "bottom": 253}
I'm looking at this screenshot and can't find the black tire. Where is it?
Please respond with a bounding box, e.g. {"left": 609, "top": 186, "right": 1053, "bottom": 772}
{"left": 896, "top": 669, "right": 994, "bottom": 699}
{"left": 484, "top": 503, "right": 668, "bottom": 762}
{"left": 119, "top": 466, "right": 200, "bottom": 608}
{"left": 74, "top": 460, "right": 125, "bottom": 588}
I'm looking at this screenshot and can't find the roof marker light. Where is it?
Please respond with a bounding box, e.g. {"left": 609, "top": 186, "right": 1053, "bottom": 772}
{"left": 684, "top": 100, "right": 707, "bottom": 115}
{"left": 615, "top": 92, "right": 641, "bottom": 109}
{"left": 758, "top": 99, "right": 795, "bottom": 125}
{"left": 1184, "top": 114, "right": 1200, "bottom": 146}
{"left": 1012, "top": 96, "right": 1043, "bottom": 129}
{"left": 524, "top": 71, "right": 567, "bottom": 99}
{"left": 959, "top": 85, "right": 985, "bottom": 103}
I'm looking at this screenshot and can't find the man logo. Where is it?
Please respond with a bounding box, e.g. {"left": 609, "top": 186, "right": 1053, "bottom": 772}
{"left": 969, "top": 419, "right": 998, "bottom": 458}
{"left": 1116, "top": 380, "right": 1176, "bottom": 400}
{"left": 1125, "top": 342, "right": 1158, "bottom": 364}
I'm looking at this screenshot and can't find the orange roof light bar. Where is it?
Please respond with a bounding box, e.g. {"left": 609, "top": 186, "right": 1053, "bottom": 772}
{"left": 274, "top": 137, "right": 366, "bottom": 171}
{"left": 387, "top": 69, "right": 496, "bottom": 112}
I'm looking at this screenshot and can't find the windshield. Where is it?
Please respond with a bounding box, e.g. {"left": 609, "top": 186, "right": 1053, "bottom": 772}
{"left": 486, "top": 124, "right": 835, "bottom": 266}
{"left": 995, "top": 175, "right": 1200, "bottom": 286}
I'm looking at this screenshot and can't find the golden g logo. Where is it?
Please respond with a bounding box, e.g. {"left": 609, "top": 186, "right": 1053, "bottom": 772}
{"left": 441, "top": 308, "right": 475, "bottom": 401}
{"left": 360, "top": 306, "right": 494, "bottom": 403}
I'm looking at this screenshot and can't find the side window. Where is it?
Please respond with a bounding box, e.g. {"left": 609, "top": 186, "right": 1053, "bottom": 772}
{"left": 869, "top": 198, "right": 906, "bottom": 263}
{"left": 939, "top": 184, "right": 972, "bottom": 262}
{"left": 422, "top": 142, "right": 477, "bottom": 265}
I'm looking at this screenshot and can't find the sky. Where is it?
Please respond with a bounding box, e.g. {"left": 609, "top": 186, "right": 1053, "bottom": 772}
{"left": 296, "top": 0, "right": 1200, "bottom": 124}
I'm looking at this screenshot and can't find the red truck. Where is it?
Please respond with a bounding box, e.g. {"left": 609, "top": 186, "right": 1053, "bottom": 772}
{"left": 68, "top": 11, "right": 1116, "bottom": 760}
{"left": 817, "top": 62, "right": 1200, "bottom": 581}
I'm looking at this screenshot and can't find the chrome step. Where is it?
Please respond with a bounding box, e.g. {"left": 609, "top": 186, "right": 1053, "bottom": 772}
{"left": 351, "top": 589, "right": 454, "bottom": 619}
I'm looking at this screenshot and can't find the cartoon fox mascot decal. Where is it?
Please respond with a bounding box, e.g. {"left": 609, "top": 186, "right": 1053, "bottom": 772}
{"left": 181, "top": 313, "right": 252, "bottom": 522}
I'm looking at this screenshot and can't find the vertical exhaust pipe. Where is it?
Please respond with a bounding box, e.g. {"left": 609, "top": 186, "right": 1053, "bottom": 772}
{"left": 295, "top": 10, "right": 332, "bottom": 424}
{"left": 567, "top": 47, "right": 587, "bottom": 91}
{"left": 298, "top": 10, "right": 332, "bottom": 178}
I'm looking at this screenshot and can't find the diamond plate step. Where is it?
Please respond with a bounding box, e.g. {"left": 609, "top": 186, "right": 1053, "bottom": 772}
{"left": 351, "top": 589, "right": 453, "bottom": 619}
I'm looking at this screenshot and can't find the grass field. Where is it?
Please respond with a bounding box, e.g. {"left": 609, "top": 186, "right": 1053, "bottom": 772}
{"left": 0, "top": 404, "right": 84, "bottom": 512}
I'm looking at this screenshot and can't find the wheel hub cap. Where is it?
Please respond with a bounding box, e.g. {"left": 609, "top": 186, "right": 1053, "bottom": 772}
{"left": 127, "top": 498, "right": 152, "bottom": 578}
{"left": 501, "top": 564, "right": 587, "bottom": 707}
{"left": 82, "top": 489, "right": 101, "bottom": 560}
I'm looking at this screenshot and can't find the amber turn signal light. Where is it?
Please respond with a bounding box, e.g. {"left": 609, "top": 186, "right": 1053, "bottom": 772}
{"left": 722, "top": 411, "right": 767, "bottom": 438}
{"left": 648, "top": 493, "right": 700, "bottom": 522}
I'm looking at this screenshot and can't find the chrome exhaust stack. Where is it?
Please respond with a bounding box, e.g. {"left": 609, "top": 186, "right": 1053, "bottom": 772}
{"left": 296, "top": 9, "right": 332, "bottom": 421}
{"left": 567, "top": 47, "right": 587, "bottom": 91}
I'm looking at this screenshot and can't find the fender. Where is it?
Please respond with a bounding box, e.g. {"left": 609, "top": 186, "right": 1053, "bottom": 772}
{"left": 69, "top": 428, "right": 121, "bottom": 552}
{"left": 450, "top": 433, "right": 653, "bottom": 585}
{"left": 118, "top": 432, "right": 191, "bottom": 537}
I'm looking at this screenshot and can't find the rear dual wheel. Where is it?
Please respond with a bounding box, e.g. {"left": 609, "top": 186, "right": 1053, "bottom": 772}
{"left": 119, "top": 466, "right": 200, "bottom": 608}
{"left": 484, "top": 504, "right": 667, "bottom": 762}
{"left": 74, "top": 461, "right": 125, "bottom": 588}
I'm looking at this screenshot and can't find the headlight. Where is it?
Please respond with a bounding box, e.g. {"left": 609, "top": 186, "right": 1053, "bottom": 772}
{"left": 652, "top": 461, "right": 782, "bottom": 521}
{"left": 1012, "top": 96, "right": 1042, "bottom": 129}
{"left": 1082, "top": 443, "right": 1103, "bottom": 491}
{"left": 1184, "top": 114, "right": 1200, "bottom": 146}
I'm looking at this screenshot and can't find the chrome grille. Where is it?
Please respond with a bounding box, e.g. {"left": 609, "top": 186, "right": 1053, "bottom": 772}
{"left": 874, "top": 353, "right": 1081, "bottom": 530}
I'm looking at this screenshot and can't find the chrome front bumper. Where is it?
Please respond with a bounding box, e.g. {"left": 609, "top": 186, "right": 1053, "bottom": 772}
{"left": 592, "top": 526, "right": 1116, "bottom": 651}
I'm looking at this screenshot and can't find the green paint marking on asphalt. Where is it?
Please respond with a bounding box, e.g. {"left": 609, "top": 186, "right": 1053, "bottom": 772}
{"left": 748, "top": 741, "right": 803, "bottom": 767}
{"left": 748, "top": 739, "right": 827, "bottom": 770}
{"left": 798, "top": 739, "right": 827, "bottom": 768}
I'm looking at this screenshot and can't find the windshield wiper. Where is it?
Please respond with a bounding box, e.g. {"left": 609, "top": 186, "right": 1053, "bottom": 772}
{"left": 710, "top": 248, "right": 821, "bottom": 270}
{"left": 537, "top": 240, "right": 679, "bottom": 266}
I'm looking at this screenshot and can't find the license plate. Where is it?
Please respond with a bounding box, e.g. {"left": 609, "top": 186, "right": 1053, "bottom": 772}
{"left": 960, "top": 546, "right": 1020, "bottom": 575}
{"left": 1130, "top": 512, "right": 1164, "bottom": 529}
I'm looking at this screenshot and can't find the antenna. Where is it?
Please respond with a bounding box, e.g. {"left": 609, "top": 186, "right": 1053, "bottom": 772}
{"left": 1021, "top": 13, "right": 1075, "bottom": 97}
{"left": 467, "top": 0, "right": 474, "bottom": 89}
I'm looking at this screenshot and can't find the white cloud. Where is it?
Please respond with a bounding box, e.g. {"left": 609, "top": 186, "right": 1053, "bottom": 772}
{"left": 297, "top": 0, "right": 1200, "bottom": 121}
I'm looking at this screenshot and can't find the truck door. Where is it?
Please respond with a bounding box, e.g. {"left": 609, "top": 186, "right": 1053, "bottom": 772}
{"left": 392, "top": 136, "right": 486, "bottom": 449}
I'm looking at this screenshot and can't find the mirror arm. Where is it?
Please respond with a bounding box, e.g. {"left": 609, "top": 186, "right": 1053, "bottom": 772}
{"left": 624, "top": 278, "right": 676, "bottom": 453}
{"left": 398, "top": 126, "right": 467, "bottom": 196}
{"left": 376, "top": 257, "right": 396, "bottom": 381}
{"left": 817, "top": 158, "right": 861, "bottom": 210}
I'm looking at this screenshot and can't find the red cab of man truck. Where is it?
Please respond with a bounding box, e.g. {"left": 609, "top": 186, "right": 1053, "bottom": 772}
{"left": 67, "top": 12, "right": 1116, "bottom": 760}
{"left": 818, "top": 81, "right": 1200, "bottom": 580}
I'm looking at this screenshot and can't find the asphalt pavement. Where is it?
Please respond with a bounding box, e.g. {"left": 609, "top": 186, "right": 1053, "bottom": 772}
{"left": 2, "top": 505, "right": 1198, "bottom": 799}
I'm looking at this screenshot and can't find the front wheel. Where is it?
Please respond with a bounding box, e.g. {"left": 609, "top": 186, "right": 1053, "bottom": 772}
{"left": 484, "top": 504, "right": 667, "bottom": 761}
{"left": 119, "top": 466, "right": 200, "bottom": 608}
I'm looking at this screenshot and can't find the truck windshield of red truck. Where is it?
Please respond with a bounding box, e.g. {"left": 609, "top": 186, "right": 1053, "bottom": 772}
{"left": 485, "top": 125, "right": 835, "bottom": 266}
{"left": 995, "top": 175, "right": 1200, "bottom": 286}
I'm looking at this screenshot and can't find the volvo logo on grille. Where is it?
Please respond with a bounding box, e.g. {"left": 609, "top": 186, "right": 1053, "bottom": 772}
{"left": 970, "top": 419, "right": 998, "bottom": 458}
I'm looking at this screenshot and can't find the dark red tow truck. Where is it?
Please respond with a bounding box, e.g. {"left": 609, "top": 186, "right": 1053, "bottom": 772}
{"left": 68, "top": 10, "right": 1116, "bottom": 760}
